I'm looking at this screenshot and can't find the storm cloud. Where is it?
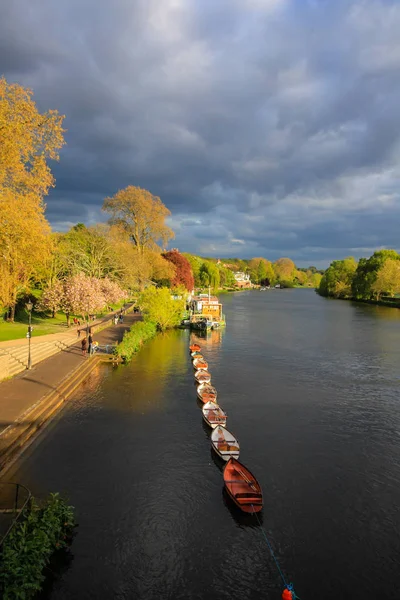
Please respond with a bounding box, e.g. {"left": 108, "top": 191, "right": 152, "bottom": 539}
{"left": 1, "top": 0, "right": 400, "bottom": 266}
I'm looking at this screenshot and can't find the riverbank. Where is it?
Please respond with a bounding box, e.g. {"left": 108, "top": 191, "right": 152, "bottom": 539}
{"left": 317, "top": 292, "right": 400, "bottom": 309}
{"left": 0, "top": 312, "right": 141, "bottom": 474}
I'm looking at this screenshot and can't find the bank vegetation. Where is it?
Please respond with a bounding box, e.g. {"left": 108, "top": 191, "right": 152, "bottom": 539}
{"left": 318, "top": 250, "right": 400, "bottom": 306}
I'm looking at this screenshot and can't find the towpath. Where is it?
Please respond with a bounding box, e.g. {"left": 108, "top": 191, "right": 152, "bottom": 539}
{"left": 0, "top": 312, "right": 140, "bottom": 436}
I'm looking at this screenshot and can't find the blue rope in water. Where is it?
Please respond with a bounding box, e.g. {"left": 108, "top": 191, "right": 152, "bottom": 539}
{"left": 251, "top": 505, "right": 299, "bottom": 599}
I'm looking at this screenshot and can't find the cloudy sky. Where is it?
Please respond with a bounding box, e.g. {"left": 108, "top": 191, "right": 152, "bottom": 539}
{"left": 2, "top": 0, "right": 400, "bottom": 267}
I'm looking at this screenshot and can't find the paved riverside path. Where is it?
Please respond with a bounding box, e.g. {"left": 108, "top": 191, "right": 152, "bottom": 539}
{"left": 0, "top": 312, "right": 140, "bottom": 435}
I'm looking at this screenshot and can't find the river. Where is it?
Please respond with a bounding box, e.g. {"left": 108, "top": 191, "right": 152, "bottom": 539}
{"left": 4, "top": 289, "right": 400, "bottom": 599}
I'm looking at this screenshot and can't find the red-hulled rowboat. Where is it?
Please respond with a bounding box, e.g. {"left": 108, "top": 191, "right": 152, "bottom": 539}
{"left": 189, "top": 343, "right": 201, "bottom": 352}
{"left": 223, "top": 457, "right": 263, "bottom": 513}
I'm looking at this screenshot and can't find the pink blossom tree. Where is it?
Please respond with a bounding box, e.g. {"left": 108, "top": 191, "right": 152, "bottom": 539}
{"left": 36, "top": 280, "right": 65, "bottom": 318}
{"left": 100, "top": 278, "right": 128, "bottom": 305}
{"left": 62, "top": 274, "right": 106, "bottom": 327}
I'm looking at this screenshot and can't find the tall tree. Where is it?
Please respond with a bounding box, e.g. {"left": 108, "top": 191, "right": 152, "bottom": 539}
{"left": 0, "top": 77, "right": 65, "bottom": 198}
{"left": 102, "top": 186, "right": 174, "bottom": 254}
{"left": 0, "top": 192, "right": 53, "bottom": 319}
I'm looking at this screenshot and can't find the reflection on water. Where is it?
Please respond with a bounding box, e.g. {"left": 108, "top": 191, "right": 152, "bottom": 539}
{"left": 3, "top": 290, "right": 400, "bottom": 600}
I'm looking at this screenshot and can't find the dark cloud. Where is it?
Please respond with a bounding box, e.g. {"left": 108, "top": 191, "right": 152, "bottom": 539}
{"left": 1, "top": 0, "right": 400, "bottom": 266}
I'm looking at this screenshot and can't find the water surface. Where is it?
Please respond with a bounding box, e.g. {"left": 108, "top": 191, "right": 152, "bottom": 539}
{"left": 5, "top": 290, "right": 400, "bottom": 599}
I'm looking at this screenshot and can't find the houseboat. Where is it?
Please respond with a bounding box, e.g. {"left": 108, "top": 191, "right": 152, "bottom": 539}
{"left": 189, "top": 292, "right": 226, "bottom": 329}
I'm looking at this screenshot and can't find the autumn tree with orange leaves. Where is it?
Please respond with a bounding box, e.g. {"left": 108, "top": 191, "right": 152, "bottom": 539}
{"left": 0, "top": 78, "right": 65, "bottom": 319}
{"left": 102, "top": 186, "right": 174, "bottom": 254}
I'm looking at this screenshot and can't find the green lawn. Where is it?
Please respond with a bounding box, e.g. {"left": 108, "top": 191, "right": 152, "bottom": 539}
{"left": 0, "top": 299, "right": 130, "bottom": 343}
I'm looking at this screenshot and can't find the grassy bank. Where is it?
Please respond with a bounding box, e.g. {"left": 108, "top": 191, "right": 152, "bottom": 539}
{"left": 0, "top": 299, "right": 130, "bottom": 342}
{"left": 115, "top": 321, "right": 157, "bottom": 361}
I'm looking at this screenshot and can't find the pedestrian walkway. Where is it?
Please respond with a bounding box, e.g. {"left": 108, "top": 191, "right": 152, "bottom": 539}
{"left": 0, "top": 306, "right": 133, "bottom": 380}
{"left": 0, "top": 312, "right": 140, "bottom": 437}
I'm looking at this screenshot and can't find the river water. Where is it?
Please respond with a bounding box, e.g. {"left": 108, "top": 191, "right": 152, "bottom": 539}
{"left": 5, "top": 290, "right": 400, "bottom": 599}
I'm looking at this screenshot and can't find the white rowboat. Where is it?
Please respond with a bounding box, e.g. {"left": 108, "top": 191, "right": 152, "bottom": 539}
{"left": 211, "top": 426, "right": 240, "bottom": 461}
{"left": 202, "top": 401, "right": 227, "bottom": 429}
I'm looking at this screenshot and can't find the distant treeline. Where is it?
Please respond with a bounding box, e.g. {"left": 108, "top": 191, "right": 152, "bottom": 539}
{"left": 318, "top": 250, "right": 400, "bottom": 304}
{"left": 183, "top": 255, "right": 323, "bottom": 289}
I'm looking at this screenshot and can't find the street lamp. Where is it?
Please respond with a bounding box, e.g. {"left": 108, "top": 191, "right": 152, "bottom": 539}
{"left": 26, "top": 299, "right": 33, "bottom": 370}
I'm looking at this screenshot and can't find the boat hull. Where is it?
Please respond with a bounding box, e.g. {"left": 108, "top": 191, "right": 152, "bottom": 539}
{"left": 189, "top": 344, "right": 201, "bottom": 352}
{"left": 194, "top": 370, "right": 211, "bottom": 384}
{"left": 202, "top": 402, "right": 227, "bottom": 429}
{"left": 223, "top": 457, "right": 263, "bottom": 513}
{"left": 196, "top": 384, "right": 217, "bottom": 403}
{"left": 211, "top": 427, "right": 240, "bottom": 462}
{"left": 193, "top": 358, "right": 208, "bottom": 371}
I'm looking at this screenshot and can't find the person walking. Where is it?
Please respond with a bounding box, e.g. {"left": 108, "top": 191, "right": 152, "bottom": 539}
{"left": 81, "top": 337, "right": 87, "bottom": 356}
{"left": 88, "top": 333, "right": 93, "bottom": 356}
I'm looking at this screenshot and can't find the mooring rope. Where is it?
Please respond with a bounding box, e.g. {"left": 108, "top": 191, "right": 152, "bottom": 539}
{"left": 251, "top": 505, "right": 300, "bottom": 599}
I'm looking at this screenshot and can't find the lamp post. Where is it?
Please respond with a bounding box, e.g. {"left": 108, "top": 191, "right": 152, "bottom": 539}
{"left": 26, "top": 299, "right": 33, "bottom": 370}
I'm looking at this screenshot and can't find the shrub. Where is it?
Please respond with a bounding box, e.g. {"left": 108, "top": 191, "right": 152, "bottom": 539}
{"left": 115, "top": 320, "right": 157, "bottom": 361}
{"left": 0, "top": 493, "right": 75, "bottom": 599}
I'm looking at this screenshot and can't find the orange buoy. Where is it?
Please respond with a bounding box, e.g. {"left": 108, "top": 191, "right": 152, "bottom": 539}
{"left": 282, "top": 588, "right": 293, "bottom": 600}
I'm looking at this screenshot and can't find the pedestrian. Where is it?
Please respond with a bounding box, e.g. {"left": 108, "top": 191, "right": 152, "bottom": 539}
{"left": 114, "top": 315, "right": 118, "bottom": 325}
{"left": 77, "top": 328, "right": 81, "bottom": 338}
{"left": 119, "top": 313, "right": 123, "bottom": 324}
{"left": 81, "top": 337, "right": 87, "bottom": 356}
{"left": 88, "top": 333, "right": 93, "bottom": 355}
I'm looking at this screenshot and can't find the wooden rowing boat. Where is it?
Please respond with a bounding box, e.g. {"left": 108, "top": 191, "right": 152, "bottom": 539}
{"left": 189, "top": 344, "right": 201, "bottom": 352}
{"left": 196, "top": 383, "right": 217, "bottom": 403}
{"left": 193, "top": 357, "right": 208, "bottom": 371}
{"left": 223, "top": 457, "right": 263, "bottom": 513}
{"left": 211, "top": 426, "right": 239, "bottom": 461}
{"left": 202, "top": 401, "right": 227, "bottom": 429}
{"left": 191, "top": 350, "right": 203, "bottom": 358}
{"left": 194, "top": 370, "right": 211, "bottom": 384}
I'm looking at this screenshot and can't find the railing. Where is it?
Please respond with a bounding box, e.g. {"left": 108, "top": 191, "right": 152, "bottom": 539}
{"left": 0, "top": 482, "right": 32, "bottom": 547}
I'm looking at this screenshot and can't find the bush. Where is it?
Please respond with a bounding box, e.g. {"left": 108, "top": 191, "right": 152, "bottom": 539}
{"left": 0, "top": 493, "right": 75, "bottom": 599}
{"left": 115, "top": 320, "right": 157, "bottom": 361}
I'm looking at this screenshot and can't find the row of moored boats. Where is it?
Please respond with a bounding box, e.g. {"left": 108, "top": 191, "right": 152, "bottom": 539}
{"left": 190, "top": 343, "right": 263, "bottom": 514}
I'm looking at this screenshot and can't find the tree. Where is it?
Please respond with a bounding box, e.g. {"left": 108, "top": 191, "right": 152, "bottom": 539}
{"left": 274, "top": 258, "right": 296, "bottom": 282}
{"left": 139, "top": 286, "right": 185, "bottom": 330}
{"left": 182, "top": 253, "right": 203, "bottom": 287}
{"left": 352, "top": 249, "right": 400, "bottom": 300}
{"left": 371, "top": 259, "right": 400, "bottom": 300}
{"left": 102, "top": 186, "right": 174, "bottom": 254}
{"left": 318, "top": 257, "right": 357, "bottom": 298}
{"left": 100, "top": 278, "right": 128, "bottom": 305}
{"left": 294, "top": 270, "right": 307, "bottom": 285}
{"left": 36, "top": 280, "right": 65, "bottom": 318}
{"left": 62, "top": 274, "right": 107, "bottom": 327}
{"left": 199, "top": 261, "right": 220, "bottom": 289}
{"left": 0, "top": 77, "right": 65, "bottom": 198}
{"left": 0, "top": 192, "right": 53, "bottom": 319}
{"left": 162, "top": 250, "right": 194, "bottom": 291}
{"left": 218, "top": 265, "right": 236, "bottom": 287}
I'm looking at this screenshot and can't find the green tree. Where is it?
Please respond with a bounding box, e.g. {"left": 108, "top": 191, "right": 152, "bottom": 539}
{"left": 371, "top": 259, "right": 400, "bottom": 300}
{"left": 318, "top": 257, "right": 357, "bottom": 298}
{"left": 139, "top": 286, "right": 185, "bottom": 330}
{"left": 218, "top": 265, "right": 236, "bottom": 287}
{"left": 199, "top": 261, "right": 220, "bottom": 289}
{"left": 352, "top": 249, "right": 400, "bottom": 300}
